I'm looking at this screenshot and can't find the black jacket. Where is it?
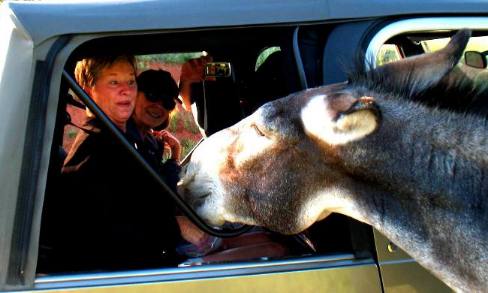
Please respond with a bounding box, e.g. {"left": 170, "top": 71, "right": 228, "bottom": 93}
{"left": 41, "top": 117, "right": 182, "bottom": 272}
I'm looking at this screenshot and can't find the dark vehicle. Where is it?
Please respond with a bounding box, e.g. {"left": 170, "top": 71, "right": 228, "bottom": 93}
{"left": 1, "top": 0, "right": 487, "bottom": 291}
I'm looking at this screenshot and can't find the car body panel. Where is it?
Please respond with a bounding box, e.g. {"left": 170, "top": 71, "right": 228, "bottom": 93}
{"left": 0, "top": 5, "right": 35, "bottom": 289}
{"left": 373, "top": 230, "right": 452, "bottom": 293}
{"left": 5, "top": 0, "right": 488, "bottom": 46}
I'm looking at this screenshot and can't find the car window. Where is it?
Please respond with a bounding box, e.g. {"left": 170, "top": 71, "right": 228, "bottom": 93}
{"left": 38, "top": 26, "right": 365, "bottom": 279}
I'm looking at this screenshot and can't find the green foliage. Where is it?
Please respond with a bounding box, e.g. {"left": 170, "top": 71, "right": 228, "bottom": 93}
{"left": 168, "top": 109, "right": 200, "bottom": 134}
{"left": 376, "top": 44, "right": 401, "bottom": 66}
{"left": 167, "top": 108, "right": 202, "bottom": 160}
{"left": 182, "top": 113, "right": 201, "bottom": 134}
{"left": 180, "top": 138, "right": 199, "bottom": 159}
{"left": 67, "top": 129, "right": 78, "bottom": 139}
{"left": 255, "top": 47, "right": 281, "bottom": 71}
{"left": 137, "top": 52, "right": 203, "bottom": 66}
{"left": 168, "top": 114, "right": 179, "bottom": 133}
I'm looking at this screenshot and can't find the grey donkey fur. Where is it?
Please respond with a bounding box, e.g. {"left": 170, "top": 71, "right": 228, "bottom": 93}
{"left": 178, "top": 29, "right": 487, "bottom": 292}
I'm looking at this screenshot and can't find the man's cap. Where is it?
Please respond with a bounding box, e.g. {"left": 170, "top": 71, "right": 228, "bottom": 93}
{"left": 137, "top": 69, "right": 181, "bottom": 110}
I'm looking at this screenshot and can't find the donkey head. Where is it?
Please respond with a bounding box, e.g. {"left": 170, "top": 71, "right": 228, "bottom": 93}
{"left": 178, "top": 29, "right": 472, "bottom": 234}
{"left": 179, "top": 83, "right": 382, "bottom": 234}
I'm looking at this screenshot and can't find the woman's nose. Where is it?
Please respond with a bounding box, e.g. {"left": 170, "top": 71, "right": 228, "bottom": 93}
{"left": 121, "top": 82, "right": 137, "bottom": 94}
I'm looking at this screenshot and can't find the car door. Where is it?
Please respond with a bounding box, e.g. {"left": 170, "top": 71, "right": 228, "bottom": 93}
{"left": 28, "top": 23, "right": 383, "bottom": 293}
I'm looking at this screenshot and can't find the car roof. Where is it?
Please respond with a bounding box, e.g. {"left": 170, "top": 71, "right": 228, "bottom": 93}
{"left": 5, "top": 0, "right": 488, "bottom": 46}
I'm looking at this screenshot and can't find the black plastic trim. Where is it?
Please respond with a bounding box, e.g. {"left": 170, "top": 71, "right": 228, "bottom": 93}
{"left": 293, "top": 26, "right": 309, "bottom": 89}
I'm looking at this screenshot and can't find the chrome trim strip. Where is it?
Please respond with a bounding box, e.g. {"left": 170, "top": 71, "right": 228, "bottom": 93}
{"left": 377, "top": 258, "right": 416, "bottom": 266}
{"left": 35, "top": 254, "right": 374, "bottom": 289}
{"left": 366, "top": 17, "right": 488, "bottom": 66}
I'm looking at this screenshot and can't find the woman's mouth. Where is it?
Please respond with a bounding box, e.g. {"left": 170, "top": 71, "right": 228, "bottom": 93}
{"left": 117, "top": 101, "right": 133, "bottom": 108}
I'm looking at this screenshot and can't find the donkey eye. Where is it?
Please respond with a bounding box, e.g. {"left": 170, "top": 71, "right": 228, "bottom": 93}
{"left": 251, "top": 124, "right": 266, "bottom": 137}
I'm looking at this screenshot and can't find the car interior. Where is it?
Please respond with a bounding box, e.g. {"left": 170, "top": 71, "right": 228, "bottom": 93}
{"left": 37, "top": 24, "right": 488, "bottom": 276}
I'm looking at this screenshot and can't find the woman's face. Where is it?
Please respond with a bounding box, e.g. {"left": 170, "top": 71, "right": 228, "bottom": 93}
{"left": 133, "top": 92, "right": 170, "bottom": 129}
{"left": 85, "top": 60, "right": 137, "bottom": 130}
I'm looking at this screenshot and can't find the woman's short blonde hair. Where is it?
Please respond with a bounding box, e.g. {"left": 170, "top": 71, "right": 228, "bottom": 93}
{"left": 74, "top": 54, "right": 136, "bottom": 88}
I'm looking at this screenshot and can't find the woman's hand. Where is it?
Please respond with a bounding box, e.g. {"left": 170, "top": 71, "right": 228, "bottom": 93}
{"left": 154, "top": 130, "right": 181, "bottom": 161}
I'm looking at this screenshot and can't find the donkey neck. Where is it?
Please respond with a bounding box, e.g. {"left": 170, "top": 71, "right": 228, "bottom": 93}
{"left": 335, "top": 98, "right": 488, "bottom": 292}
{"left": 341, "top": 98, "right": 488, "bottom": 203}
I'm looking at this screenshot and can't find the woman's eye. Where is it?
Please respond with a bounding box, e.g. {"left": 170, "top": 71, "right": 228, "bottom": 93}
{"left": 128, "top": 80, "right": 136, "bottom": 87}
{"left": 109, "top": 80, "right": 118, "bottom": 85}
{"left": 251, "top": 124, "right": 266, "bottom": 137}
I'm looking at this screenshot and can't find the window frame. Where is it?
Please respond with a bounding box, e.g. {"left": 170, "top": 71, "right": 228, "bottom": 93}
{"left": 32, "top": 24, "right": 378, "bottom": 289}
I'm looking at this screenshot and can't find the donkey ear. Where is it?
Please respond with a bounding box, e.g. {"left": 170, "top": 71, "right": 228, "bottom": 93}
{"left": 377, "top": 29, "right": 471, "bottom": 95}
{"left": 301, "top": 94, "right": 380, "bottom": 145}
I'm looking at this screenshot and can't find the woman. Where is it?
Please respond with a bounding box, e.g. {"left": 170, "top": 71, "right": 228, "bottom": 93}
{"left": 130, "top": 69, "right": 220, "bottom": 257}
{"left": 128, "top": 69, "right": 182, "bottom": 191}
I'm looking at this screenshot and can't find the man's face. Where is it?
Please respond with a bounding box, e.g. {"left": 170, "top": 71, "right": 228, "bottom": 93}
{"left": 86, "top": 60, "right": 137, "bottom": 129}
{"left": 133, "top": 92, "right": 170, "bottom": 129}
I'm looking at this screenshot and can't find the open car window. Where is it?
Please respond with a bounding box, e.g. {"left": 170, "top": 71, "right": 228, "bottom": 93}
{"left": 38, "top": 25, "right": 370, "bottom": 283}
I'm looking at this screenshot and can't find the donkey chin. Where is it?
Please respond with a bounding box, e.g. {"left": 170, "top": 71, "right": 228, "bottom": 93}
{"left": 178, "top": 150, "right": 262, "bottom": 228}
{"left": 177, "top": 158, "right": 227, "bottom": 226}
